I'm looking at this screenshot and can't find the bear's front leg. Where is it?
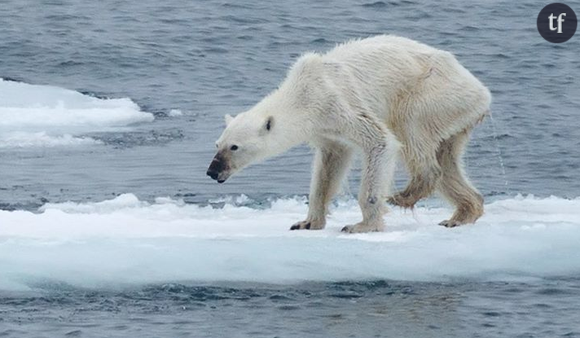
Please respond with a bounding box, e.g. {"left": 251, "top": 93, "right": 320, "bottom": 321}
{"left": 341, "top": 132, "right": 399, "bottom": 233}
{"left": 290, "top": 142, "right": 353, "bottom": 231}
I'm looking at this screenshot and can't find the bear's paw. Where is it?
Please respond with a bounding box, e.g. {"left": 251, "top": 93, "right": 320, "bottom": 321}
{"left": 341, "top": 221, "right": 385, "bottom": 233}
{"left": 290, "top": 219, "right": 325, "bottom": 231}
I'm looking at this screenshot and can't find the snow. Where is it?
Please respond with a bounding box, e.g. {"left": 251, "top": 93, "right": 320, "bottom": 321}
{"left": 168, "top": 109, "right": 183, "bottom": 117}
{"left": 0, "top": 78, "right": 153, "bottom": 148}
{"left": 1, "top": 194, "right": 579, "bottom": 290}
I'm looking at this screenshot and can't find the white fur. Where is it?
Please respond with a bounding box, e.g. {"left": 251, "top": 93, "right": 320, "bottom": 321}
{"left": 213, "top": 35, "right": 491, "bottom": 232}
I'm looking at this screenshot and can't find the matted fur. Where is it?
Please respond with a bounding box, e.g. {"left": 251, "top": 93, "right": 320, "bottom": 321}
{"left": 209, "top": 35, "right": 491, "bottom": 232}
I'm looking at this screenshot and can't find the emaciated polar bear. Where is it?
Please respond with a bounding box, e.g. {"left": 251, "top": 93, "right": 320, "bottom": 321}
{"left": 207, "top": 35, "right": 491, "bottom": 233}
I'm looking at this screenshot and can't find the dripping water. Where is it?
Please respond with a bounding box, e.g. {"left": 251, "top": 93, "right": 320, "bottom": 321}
{"left": 488, "top": 111, "right": 510, "bottom": 193}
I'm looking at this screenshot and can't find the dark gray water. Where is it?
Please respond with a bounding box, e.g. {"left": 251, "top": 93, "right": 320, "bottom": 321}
{"left": 1, "top": 0, "right": 579, "bottom": 209}
{"left": 2, "top": 280, "right": 580, "bottom": 338}
{"left": 1, "top": 0, "right": 580, "bottom": 337}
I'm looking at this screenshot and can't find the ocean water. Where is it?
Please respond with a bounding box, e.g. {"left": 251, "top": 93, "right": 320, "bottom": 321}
{"left": 1, "top": 0, "right": 579, "bottom": 337}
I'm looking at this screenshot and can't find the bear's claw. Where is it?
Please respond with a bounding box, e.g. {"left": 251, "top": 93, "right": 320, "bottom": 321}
{"left": 290, "top": 220, "right": 323, "bottom": 231}
{"left": 438, "top": 220, "right": 462, "bottom": 228}
{"left": 290, "top": 222, "right": 310, "bottom": 230}
{"left": 341, "top": 222, "right": 384, "bottom": 233}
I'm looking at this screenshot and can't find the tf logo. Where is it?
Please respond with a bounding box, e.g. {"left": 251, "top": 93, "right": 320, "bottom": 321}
{"left": 537, "top": 3, "right": 577, "bottom": 43}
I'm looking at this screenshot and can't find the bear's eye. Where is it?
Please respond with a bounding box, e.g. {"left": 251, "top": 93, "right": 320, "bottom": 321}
{"left": 230, "top": 145, "right": 239, "bottom": 151}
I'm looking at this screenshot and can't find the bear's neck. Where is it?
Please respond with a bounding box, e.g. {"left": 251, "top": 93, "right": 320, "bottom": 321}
{"left": 251, "top": 89, "right": 318, "bottom": 152}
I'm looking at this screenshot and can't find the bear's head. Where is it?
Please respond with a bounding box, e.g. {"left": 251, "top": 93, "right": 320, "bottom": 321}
{"left": 207, "top": 53, "right": 325, "bottom": 183}
{"left": 207, "top": 112, "right": 278, "bottom": 183}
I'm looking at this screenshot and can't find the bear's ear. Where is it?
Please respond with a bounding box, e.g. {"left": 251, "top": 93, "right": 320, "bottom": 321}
{"left": 224, "top": 114, "right": 234, "bottom": 126}
{"left": 265, "top": 116, "right": 273, "bottom": 132}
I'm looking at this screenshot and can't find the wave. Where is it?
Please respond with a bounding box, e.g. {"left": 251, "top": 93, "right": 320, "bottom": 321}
{"left": 0, "top": 131, "right": 103, "bottom": 149}
{"left": 1, "top": 194, "right": 579, "bottom": 290}
{"left": 0, "top": 78, "right": 154, "bottom": 148}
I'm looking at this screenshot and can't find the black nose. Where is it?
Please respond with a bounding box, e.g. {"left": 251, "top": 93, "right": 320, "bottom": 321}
{"left": 207, "top": 169, "right": 219, "bottom": 180}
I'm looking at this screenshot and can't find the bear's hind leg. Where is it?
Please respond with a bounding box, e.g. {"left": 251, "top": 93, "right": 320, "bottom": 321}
{"left": 436, "top": 129, "right": 484, "bottom": 227}
{"left": 290, "top": 141, "right": 353, "bottom": 230}
{"left": 388, "top": 141, "right": 442, "bottom": 209}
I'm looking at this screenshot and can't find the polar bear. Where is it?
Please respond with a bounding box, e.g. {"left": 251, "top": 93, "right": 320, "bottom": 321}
{"left": 207, "top": 35, "right": 491, "bottom": 233}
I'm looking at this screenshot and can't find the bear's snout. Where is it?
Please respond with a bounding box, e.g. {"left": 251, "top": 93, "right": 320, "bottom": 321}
{"left": 206, "top": 168, "right": 219, "bottom": 180}
{"left": 207, "top": 153, "right": 228, "bottom": 183}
